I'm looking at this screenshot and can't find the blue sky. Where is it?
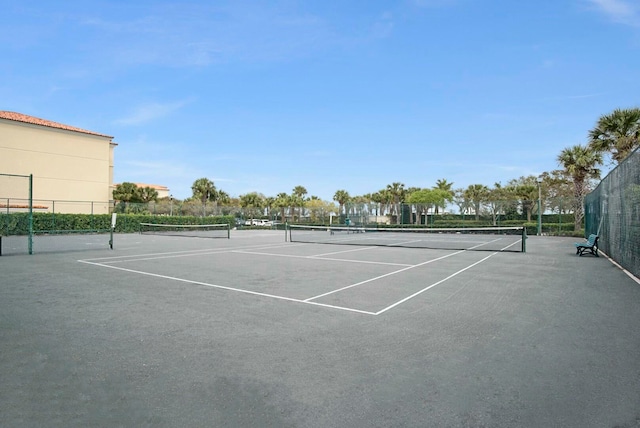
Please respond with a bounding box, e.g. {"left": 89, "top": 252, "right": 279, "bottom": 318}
{"left": 2, "top": 0, "right": 639, "bottom": 201}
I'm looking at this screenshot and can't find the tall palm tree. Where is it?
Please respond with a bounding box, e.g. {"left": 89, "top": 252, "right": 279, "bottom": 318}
{"left": 333, "top": 190, "right": 350, "bottom": 216}
{"left": 292, "top": 186, "right": 307, "bottom": 222}
{"left": 138, "top": 186, "right": 158, "bottom": 203}
{"left": 112, "top": 182, "right": 140, "bottom": 203}
{"left": 464, "top": 184, "right": 489, "bottom": 221}
{"left": 386, "top": 182, "right": 406, "bottom": 224}
{"left": 191, "top": 177, "right": 217, "bottom": 216}
{"left": 239, "top": 192, "right": 264, "bottom": 223}
{"left": 263, "top": 196, "right": 275, "bottom": 219}
{"left": 588, "top": 107, "right": 640, "bottom": 164}
{"left": 557, "top": 145, "right": 602, "bottom": 232}
{"left": 433, "top": 179, "right": 454, "bottom": 214}
{"left": 275, "top": 192, "right": 291, "bottom": 223}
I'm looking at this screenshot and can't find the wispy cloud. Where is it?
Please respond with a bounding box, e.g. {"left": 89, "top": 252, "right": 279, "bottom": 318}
{"left": 541, "top": 92, "right": 607, "bottom": 101}
{"left": 114, "top": 99, "right": 192, "bottom": 126}
{"left": 586, "top": 0, "right": 640, "bottom": 27}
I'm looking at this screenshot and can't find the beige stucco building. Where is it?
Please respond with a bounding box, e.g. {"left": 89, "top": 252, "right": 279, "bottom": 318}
{"left": 0, "top": 111, "right": 116, "bottom": 214}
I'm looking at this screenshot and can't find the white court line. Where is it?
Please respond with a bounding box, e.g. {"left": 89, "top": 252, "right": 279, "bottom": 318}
{"left": 304, "top": 250, "right": 466, "bottom": 302}
{"left": 232, "top": 250, "right": 413, "bottom": 267}
{"left": 81, "top": 242, "right": 303, "bottom": 264}
{"left": 77, "top": 259, "right": 376, "bottom": 315}
{"left": 78, "top": 244, "right": 512, "bottom": 315}
{"left": 375, "top": 252, "right": 499, "bottom": 315}
{"left": 599, "top": 250, "right": 640, "bottom": 285}
{"left": 311, "top": 246, "right": 381, "bottom": 257}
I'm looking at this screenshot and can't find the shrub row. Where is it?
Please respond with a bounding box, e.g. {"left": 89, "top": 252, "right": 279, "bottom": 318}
{"left": 1, "top": 212, "right": 234, "bottom": 235}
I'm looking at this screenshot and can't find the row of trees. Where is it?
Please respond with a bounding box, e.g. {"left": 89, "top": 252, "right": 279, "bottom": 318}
{"left": 113, "top": 108, "right": 639, "bottom": 231}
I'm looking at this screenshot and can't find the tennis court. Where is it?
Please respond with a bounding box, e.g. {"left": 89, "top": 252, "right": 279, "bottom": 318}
{"left": 2, "top": 229, "right": 640, "bottom": 427}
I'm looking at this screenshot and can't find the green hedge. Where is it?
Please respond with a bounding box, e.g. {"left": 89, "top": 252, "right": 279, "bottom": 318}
{"left": 1, "top": 212, "right": 234, "bottom": 236}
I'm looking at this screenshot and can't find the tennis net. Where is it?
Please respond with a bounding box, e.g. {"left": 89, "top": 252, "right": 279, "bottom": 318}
{"left": 287, "top": 225, "right": 526, "bottom": 252}
{"left": 140, "top": 223, "right": 230, "bottom": 239}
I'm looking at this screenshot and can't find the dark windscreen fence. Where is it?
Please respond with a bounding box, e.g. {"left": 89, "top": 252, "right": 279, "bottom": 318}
{"left": 139, "top": 222, "right": 231, "bottom": 239}
{"left": 287, "top": 225, "right": 526, "bottom": 252}
{"left": 584, "top": 147, "right": 640, "bottom": 278}
{"left": 0, "top": 173, "right": 33, "bottom": 255}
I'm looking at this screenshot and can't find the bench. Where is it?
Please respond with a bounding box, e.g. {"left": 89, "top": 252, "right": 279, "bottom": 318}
{"left": 575, "top": 234, "right": 599, "bottom": 257}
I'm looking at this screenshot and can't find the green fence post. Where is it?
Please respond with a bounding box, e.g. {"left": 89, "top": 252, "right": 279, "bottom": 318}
{"left": 28, "top": 174, "right": 33, "bottom": 255}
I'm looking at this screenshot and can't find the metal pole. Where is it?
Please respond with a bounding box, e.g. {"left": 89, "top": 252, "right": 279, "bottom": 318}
{"left": 537, "top": 180, "right": 542, "bottom": 236}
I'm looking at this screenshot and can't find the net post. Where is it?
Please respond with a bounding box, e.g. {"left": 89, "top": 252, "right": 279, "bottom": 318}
{"left": 109, "top": 213, "right": 116, "bottom": 249}
{"left": 285, "top": 222, "right": 289, "bottom": 242}
{"left": 227, "top": 223, "right": 230, "bottom": 239}
{"left": 521, "top": 226, "right": 527, "bottom": 253}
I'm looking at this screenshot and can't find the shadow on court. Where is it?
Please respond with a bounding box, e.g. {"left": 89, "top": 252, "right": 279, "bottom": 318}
{"left": 1, "top": 231, "right": 639, "bottom": 427}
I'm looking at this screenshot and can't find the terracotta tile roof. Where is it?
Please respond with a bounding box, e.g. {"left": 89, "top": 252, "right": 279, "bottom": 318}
{"left": 0, "top": 111, "right": 113, "bottom": 139}
{"left": 114, "top": 183, "right": 170, "bottom": 191}
{"left": 134, "top": 183, "right": 170, "bottom": 191}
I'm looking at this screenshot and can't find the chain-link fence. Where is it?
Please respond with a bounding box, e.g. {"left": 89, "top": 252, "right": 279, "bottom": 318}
{"left": 585, "top": 147, "right": 639, "bottom": 278}
{"left": 341, "top": 198, "right": 576, "bottom": 235}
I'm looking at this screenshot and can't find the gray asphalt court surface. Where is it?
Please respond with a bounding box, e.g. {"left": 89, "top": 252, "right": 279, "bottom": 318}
{"left": 1, "top": 230, "right": 639, "bottom": 427}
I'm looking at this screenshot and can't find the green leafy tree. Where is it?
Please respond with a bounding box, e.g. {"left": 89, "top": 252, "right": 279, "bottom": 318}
{"left": 453, "top": 188, "right": 471, "bottom": 216}
{"left": 557, "top": 145, "right": 602, "bottom": 231}
{"left": 539, "top": 170, "right": 573, "bottom": 215}
{"left": 588, "top": 107, "right": 640, "bottom": 164}
{"left": 406, "top": 188, "right": 447, "bottom": 225}
{"left": 486, "top": 183, "right": 510, "bottom": 225}
{"left": 306, "top": 198, "right": 337, "bottom": 223}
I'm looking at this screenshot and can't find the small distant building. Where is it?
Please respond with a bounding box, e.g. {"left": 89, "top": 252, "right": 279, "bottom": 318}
{"left": 114, "top": 183, "right": 170, "bottom": 199}
{"left": 0, "top": 111, "right": 116, "bottom": 214}
{"left": 136, "top": 183, "right": 170, "bottom": 199}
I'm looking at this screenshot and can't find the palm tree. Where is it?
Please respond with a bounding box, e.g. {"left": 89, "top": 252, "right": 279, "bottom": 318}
{"left": 217, "top": 190, "right": 230, "bottom": 206}
{"left": 333, "top": 190, "right": 351, "bottom": 217}
{"left": 191, "top": 178, "right": 217, "bottom": 216}
{"left": 263, "top": 196, "right": 275, "bottom": 220}
{"left": 433, "top": 179, "right": 454, "bottom": 214}
{"left": 464, "top": 184, "right": 489, "bottom": 221}
{"left": 588, "top": 107, "right": 640, "bottom": 164}
{"left": 239, "top": 192, "right": 264, "bottom": 223}
{"left": 138, "top": 186, "right": 158, "bottom": 203}
{"left": 112, "top": 182, "right": 140, "bottom": 203}
{"left": 292, "top": 186, "right": 307, "bottom": 222}
{"left": 386, "top": 182, "right": 406, "bottom": 224}
{"left": 275, "top": 193, "right": 291, "bottom": 223}
{"left": 557, "top": 145, "right": 602, "bottom": 232}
